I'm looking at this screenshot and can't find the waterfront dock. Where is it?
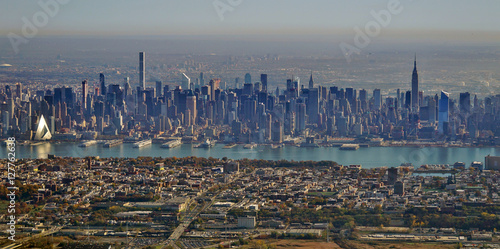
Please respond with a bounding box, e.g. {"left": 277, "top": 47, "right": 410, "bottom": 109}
{"left": 161, "top": 139, "right": 182, "bottom": 148}
{"left": 103, "top": 139, "right": 123, "bottom": 148}
{"left": 133, "top": 139, "right": 152, "bottom": 148}
{"left": 78, "top": 140, "right": 98, "bottom": 147}
{"left": 340, "top": 144, "right": 360, "bottom": 150}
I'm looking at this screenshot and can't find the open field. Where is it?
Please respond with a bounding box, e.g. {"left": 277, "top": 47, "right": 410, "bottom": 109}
{"left": 241, "top": 239, "right": 458, "bottom": 249}
{"left": 338, "top": 240, "right": 458, "bottom": 249}
{"left": 240, "top": 239, "right": 342, "bottom": 249}
{"left": 273, "top": 240, "right": 342, "bottom": 249}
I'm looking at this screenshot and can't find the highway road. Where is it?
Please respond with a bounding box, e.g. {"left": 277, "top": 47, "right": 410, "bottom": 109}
{"left": 162, "top": 173, "right": 243, "bottom": 248}
{"left": 0, "top": 243, "right": 23, "bottom": 249}
{"left": 164, "top": 193, "right": 219, "bottom": 248}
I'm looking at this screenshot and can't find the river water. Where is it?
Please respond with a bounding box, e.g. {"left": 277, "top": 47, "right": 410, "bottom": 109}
{"left": 4, "top": 142, "right": 499, "bottom": 169}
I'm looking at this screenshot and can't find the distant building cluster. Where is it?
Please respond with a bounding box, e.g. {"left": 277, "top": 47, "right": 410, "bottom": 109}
{"left": 0, "top": 53, "right": 499, "bottom": 145}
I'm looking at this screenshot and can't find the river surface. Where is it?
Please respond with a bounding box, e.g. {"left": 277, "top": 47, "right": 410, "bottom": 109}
{"left": 4, "top": 142, "right": 499, "bottom": 169}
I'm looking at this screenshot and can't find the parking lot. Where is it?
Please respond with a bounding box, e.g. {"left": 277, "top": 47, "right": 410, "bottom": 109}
{"left": 179, "top": 239, "right": 213, "bottom": 249}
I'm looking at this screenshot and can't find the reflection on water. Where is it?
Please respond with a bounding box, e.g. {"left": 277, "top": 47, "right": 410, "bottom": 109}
{"left": 6, "top": 143, "right": 499, "bottom": 169}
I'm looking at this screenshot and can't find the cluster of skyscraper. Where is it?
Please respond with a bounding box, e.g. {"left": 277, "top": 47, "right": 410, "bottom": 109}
{"left": 0, "top": 53, "right": 498, "bottom": 143}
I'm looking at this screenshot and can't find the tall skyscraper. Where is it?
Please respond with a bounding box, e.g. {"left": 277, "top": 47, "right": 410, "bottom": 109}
{"left": 260, "top": 74, "right": 268, "bottom": 92}
{"left": 82, "top": 80, "right": 88, "bottom": 111}
{"left": 293, "top": 76, "right": 300, "bottom": 90}
{"left": 296, "top": 102, "right": 306, "bottom": 132}
{"left": 124, "top": 77, "right": 131, "bottom": 97}
{"left": 359, "top": 89, "right": 367, "bottom": 101}
{"left": 243, "top": 83, "right": 253, "bottom": 96}
{"left": 411, "top": 55, "right": 419, "bottom": 109}
{"left": 2, "top": 111, "right": 9, "bottom": 135}
{"left": 186, "top": 91, "right": 197, "bottom": 123}
{"left": 373, "top": 89, "right": 381, "bottom": 110}
{"left": 15, "top": 83, "right": 22, "bottom": 98}
{"left": 428, "top": 97, "right": 437, "bottom": 124}
{"left": 272, "top": 119, "right": 283, "bottom": 143}
{"left": 345, "top": 87, "right": 354, "bottom": 104}
{"left": 155, "top": 81, "right": 162, "bottom": 98}
{"left": 163, "top": 85, "right": 170, "bottom": 98}
{"left": 396, "top": 88, "right": 401, "bottom": 108}
{"left": 54, "top": 88, "right": 63, "bottom": 104}
{"left": 235, "top": 77, "right": 240, "bottom": 88}
{"left": 64, "top": 87, "right": 74, "bottom": 110}
{"left": 308, "top": 73, "right": 314, "bottom": 89}
{"left": 244, "top": 73, "right": 251, "bottom": 84}
{"left": 199, "top": 72, "right": 205, "bottom": 86}
{"left": 459, "top": 92, "right": 471, "bottom": 113}
{"left": 181, "top": 73, "right": 190, "bottom": 90}
{"left": 359, "top": 89, "right": 367, "bottom": 111}
{"left": 254, "top": 82, "right": 262, "bottom": 92}
{"left": 100, "top": 73, "right": 106, "bottom": 96}
{"left": 5, "top": 87, "right": 13, "bottom": 101}
{"left": 6, "top": 98, "right": 14, "bottom": 120}
{"left": 139, "top": 52, "right": 145, "bottom": 89}
{"left": 405, "top": 91, "right": 411, "bottom": 109}
{"left": 438, "top": 91, "right": 449, "bottom": 134}
{"left": 307, "top": 88, "right": 319, "bottom": 123}
{"left": 209, "top": 79, "right": 220, "bottom": 101}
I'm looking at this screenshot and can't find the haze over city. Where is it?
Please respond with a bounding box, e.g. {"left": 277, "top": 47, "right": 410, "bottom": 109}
{"left": 1, "top": 0, "right": 499, "bottom": 98}
{"left": 1, "top": 0, "right": 500, "bottom": 36}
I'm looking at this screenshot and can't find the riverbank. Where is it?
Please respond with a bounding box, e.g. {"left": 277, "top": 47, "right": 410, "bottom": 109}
{"left": 8, "top": 139, "right": 499, "bottom": 149}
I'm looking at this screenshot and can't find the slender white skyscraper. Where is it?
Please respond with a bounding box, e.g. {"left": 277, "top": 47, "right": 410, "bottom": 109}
{"left": 181, "top": 73, "right": 191, "bottom": 90}
{"left": 124, "top": 77, "right": 131, "bottom": 96}
{"left": 82, "top": 80, "right": 88, "bottom": 109}
{"left": 139, "top": 52, "right": 145, "bottom": 89}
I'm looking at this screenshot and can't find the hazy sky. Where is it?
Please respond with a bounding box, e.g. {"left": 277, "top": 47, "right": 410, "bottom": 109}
{"left": 1, "top": 0, "right": 499, "bottom": 38}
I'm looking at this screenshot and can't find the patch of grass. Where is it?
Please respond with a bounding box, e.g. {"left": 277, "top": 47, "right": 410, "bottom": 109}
{"left": 422, "top": 188, "right": 446, "bottom": 193}
{"left": 147, "top": 246, "right": 163, "bottom": 249}
{"left": 307, "top": 192, "right": 337, "bottom": 197}
{"left": 366, "top": 241, "right": 379, "bottom": 246}
{"left": 0, "top": 200, "right": 9, "bottom": 211}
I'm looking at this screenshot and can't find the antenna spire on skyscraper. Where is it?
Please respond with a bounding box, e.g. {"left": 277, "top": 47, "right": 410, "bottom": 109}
{"left": 414, "top": 53, "right": 417, "bottom": 69}
{"left": 309, "top": 72, "right": 314, "bottom": 89}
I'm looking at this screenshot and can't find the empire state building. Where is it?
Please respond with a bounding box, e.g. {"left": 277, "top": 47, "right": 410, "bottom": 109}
{"left": 411, "top": 55, "right": 419, "bottom": 109}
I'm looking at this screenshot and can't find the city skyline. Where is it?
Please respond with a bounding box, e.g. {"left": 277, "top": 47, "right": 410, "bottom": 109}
{"left": 2, "top": 53, "right": 497, "bottom": 145}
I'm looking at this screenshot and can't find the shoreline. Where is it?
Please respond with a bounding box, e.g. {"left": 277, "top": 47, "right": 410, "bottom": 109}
{"left": 9, "top": 140, "right": 499, "bottom": 149}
